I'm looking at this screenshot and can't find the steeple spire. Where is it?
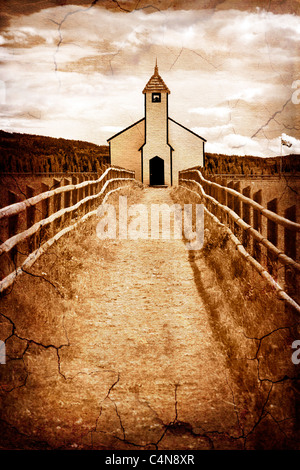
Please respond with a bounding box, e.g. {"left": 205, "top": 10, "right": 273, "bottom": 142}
{"left": 142, "top": 60, "right": 170, "bottom": 94}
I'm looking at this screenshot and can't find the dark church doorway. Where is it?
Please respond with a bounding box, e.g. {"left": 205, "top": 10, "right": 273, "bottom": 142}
{"left": 149, "top": 156, "right": 164, "bottom": 186}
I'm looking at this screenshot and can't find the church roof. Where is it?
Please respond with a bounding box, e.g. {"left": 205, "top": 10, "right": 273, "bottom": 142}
{"left": 107, "top": 118, "right": 145, "bottom": 142}
{"left": 142, "top": 62, "right": 170, "bottom": 94}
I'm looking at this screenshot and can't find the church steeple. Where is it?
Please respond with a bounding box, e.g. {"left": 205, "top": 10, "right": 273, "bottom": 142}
{"left": 142, "top": 61, "right": 170, "bottom": 94}
{"left": 141, "top": 60, "right": 171, "bottom": 185}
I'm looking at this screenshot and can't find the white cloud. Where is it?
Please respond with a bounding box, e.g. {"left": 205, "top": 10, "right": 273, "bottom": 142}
{"left": 204, "top": 132, "right": 300, "bottom": 157}
{"left": 227, "top": 87, "right": 265, "bottom": 102}
{"left": 224, "top": 133, "right": 257, "bottom": 149}
{"left": 101, "top": 126, "right": 123, "bottom": 134}
{"left": 192, "top": 123, "right": 231, "bottom": 140}
{"left": 189, "top": 107, "right": 231, "bottom": 118}
{"left": 205, "top": 134, "right": 267, "bottom": 157}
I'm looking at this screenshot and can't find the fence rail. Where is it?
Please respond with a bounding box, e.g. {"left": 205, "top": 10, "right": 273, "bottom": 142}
{"left": 0, "top": 167, "right": 135, "bottom": 293}
{"left": 179, "top": 168, "right": 300, "bottom": 313}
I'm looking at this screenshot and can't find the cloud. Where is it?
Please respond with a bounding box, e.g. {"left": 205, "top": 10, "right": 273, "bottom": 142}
{"left": 189, "top": 106, "right": 231, "bottom": 118}
{"left": 205, "top": 134, "right": 268, "bottom": 157}
{"left": 100, "top": 126, "right": 123, "bottom": 134}
{"left": 0, "top": 5, "right": 298, "bottom": 156}
{"left": 204, "top": 132, "right": 300, "bottom": 157}
{"left": 192, "top": 124, "right": 233, "bottom": 139}
{"left": 224, "top": 133, "right": 257, "bottom": 149}
{"left": 226, "top": 87, "right": 266, "bottom": 102}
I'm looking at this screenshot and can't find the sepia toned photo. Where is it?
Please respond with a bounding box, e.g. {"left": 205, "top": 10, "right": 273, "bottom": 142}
{"left": 0, "top": 0, "right": 299, "bottom": 456}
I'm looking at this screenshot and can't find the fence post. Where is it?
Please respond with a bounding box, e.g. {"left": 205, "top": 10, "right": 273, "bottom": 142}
{"left": 52, "top": 178, "right": 61, "bottom": 233}
{"left": 1, "top": 190, "right": 19, "bottom": 279}
{"left": 63, "top": 178, "right": 71, "bottom": 226}
{"left": 233, "top": 182, "right": 241, "bottom": 241}
{"left": 71, "top": 176, "right": 78, "bottom": 204}
{"left": 267, "top": 198, "right": 278, "bottom": 277}
{"left": 71, "top": 176, "right": 78, "bottom": 219}
{"left": 41, "top": 183, "right": 50, "bottom": 219}
{"left": 242, "top": 186, "right": 252, "bottom": 252}
{"left": 97, "top": 171, "right": 102, "bottom": 196}
{"left": 40, "top": 183, "right": 51, "bottom": 243}
{"left": 84, "top": 176, "right": 90, "bottom": 214}
{"left": 26, "top": 185, "right": 36, "bottom": 252}
{"left": 227, "top": 181, "right": 234, "bottom": 232}
{"left": 220, "top": 178, "right": 227, "bottom": 224}
{"left": 63, "top": 178, "right": 71, "bottom": 208}
{"left": 253, "top": 190, "right": 262, "bottom": 262}
{"left": 213, "top": 177, "right": 220, "bottom": 220}
{"left": 284, "top": 205, "right": 297, "bottom": 299}
{"left": 89, "top": 180, "right": 95, "bottom": 211}
{"left": 78, "top": 175, "right": 84, "bottom": 211}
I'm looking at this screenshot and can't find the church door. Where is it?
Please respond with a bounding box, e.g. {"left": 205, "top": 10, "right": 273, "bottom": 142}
{"left": 149, "top": 156, "right": 164, "bottom": 185}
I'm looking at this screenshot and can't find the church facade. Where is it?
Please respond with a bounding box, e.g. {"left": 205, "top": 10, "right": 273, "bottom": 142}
{"left": 108, "top": 63, "right": 206, "bottom": 186}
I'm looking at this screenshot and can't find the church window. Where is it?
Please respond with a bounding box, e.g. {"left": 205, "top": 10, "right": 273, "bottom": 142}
{"left": 152, "top": 93, "right": 161, "bottom": 103}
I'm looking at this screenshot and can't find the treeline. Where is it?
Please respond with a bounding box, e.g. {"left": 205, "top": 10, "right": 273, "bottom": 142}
{"left": 1, "top": 130, "right": 299, "bottom": 176}
{"left": 204, "top": 153, "right": 300, "bottom": 175}
{"left": 0, "top": 131, "right": 110, "bottom": 173}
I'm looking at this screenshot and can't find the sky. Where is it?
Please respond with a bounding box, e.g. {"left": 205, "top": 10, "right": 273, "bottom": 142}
{"left": 0, "top": 0, "right": 299, "bottom": 157}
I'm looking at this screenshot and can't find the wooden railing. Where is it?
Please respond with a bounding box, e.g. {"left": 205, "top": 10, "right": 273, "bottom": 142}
{"left": 0, "top": 167, "right": 135, "bottom": 293}
{"left": 179, "top": 168, "right": 300, "bottom": 313}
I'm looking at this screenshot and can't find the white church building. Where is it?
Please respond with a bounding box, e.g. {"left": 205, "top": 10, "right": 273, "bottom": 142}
{"left": 108, "top": 63, "right": 206, "bottom": 186}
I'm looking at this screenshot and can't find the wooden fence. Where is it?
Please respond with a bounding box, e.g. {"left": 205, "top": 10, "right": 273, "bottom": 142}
{"left": 179, "top": 168, "right": 300, "bottom": 314}
{"left": 0, "top": 166, "right": 135, "bottom": 293}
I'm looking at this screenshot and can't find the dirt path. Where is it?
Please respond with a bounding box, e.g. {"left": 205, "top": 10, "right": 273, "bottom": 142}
{"left": 1, "top": 186, "right": 243, "bottom": 450}
{"left": 63, "top": 187, "right": 240, "bottom": 449}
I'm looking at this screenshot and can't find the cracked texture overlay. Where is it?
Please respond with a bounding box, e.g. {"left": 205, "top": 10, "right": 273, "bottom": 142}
{"left": 0, "top": 185, "right": 299, "bottom": 450}
{"left": 0, "top": 0, "right": 300, "bottom": 451}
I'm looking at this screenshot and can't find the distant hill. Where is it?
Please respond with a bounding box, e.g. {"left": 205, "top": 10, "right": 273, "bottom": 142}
{"left": 0, "top": 130, "right": 299, "bottom": 176}
{"left": 204, "top": 153, "right": 300, "bottom": 176}
{"left": 0, "top": 130, "right": 110, "bottom": 173}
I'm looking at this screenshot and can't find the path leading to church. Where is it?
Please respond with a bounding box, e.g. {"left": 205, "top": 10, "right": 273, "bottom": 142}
{"left": 1, "top": 186, "right": 243, "bottom": 450}
{"left": 77, "top": 186, "right": 240, "bottom": 449}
